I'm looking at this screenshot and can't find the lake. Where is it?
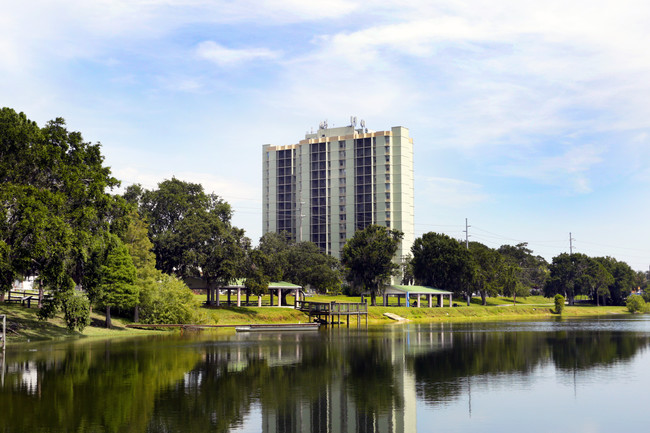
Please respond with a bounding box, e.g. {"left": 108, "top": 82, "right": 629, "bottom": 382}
{"left": 2, "top": 316, "right": 650, "bottom": 432}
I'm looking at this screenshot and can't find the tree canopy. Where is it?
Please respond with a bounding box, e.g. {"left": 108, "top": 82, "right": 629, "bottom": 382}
{"left": 127, "top": 178, "right": 249, "bottom": 288}
{"left": 468, "top": 242, "right": 503, "bottom": 305}
{"left": 341, "top": 225, "right": 403, "bottom": 306}
{"left": 1, "top": 107, "right": 125, "bottom": 330}
{"left": 411, "top": 232, "right": 472, "bottom": 303}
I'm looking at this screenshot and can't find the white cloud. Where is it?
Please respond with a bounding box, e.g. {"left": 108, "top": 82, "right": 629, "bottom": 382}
{"left": 196, "top": 41, "right": 280, "bottom": 66}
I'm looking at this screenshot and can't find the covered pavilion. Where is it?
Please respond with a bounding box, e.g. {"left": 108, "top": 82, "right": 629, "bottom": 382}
{"left": 362, "top": 285, "right": 453, "bottom": 307}
{"left": 205, "top": 281, "right": 303, "bottom": 307}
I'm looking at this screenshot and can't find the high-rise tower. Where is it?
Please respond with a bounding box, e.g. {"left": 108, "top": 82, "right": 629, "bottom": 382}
{"left": 262, "top": 120, "right": 414, "bottom": 260}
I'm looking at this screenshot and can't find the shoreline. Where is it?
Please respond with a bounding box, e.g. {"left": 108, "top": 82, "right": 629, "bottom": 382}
{"left": 1, "top": 300, "right": 632, "bottom": 345}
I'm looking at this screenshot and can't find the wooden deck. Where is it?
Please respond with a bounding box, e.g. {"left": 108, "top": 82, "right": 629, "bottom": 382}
{"left": 294, "top": 300, "right": 368, "bottom": 327}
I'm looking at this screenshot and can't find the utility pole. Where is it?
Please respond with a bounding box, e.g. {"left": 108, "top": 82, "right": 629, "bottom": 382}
{"left": 569, "top": 232, "right": 575, "bottom": 254}
{"left": 463, "top": 218, "right": 471, "bottom": 306}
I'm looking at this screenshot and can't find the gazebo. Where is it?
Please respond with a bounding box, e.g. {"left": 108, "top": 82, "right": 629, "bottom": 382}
{"left": 362, "top": 285, "right": 453, "bottom": 307}
{"left": 205, "top": 280, "right": 303, "bottom": 307}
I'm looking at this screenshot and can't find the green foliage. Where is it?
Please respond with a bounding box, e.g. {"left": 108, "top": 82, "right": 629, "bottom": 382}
{"left": 626, "top": 295, "right": 646, "bottom": 313}
{"left": 130, "top": 179, "right": 249, "bottom": 288}
{"left": 545, "top": 253, "right": 590, "bottom": 305}
{"left": 121, "top": 209, "right": 156, "bottom": 276}
{"left": 545, "top": 253, "right": 637, "bottom": 307}
{"left": 498, "top": 243, "right": 548, "bottom": 293}
{"left": 99, "top": 236, "right": 139, "bottom": 309}
{"left": 594, "top": 257, "right": 636, "bottom": 305}
{"left": 284, "top": 241, "right": 341, "bottom": 292}
{"left": 554, "top": 294, "right": 565, "bottom": 314}
{"left": 501, "top": 265, "right": 528, "bottom": 304}
{"left": 60, "top": 290, "right": 91, "bottom": 332}
{"left": 469, "top": 242, "right": 503, "bottom": 305}
{"left": 250, "top": 232, "right": 341, "bottom": 293}
{"left": 411, "top": 232, "right": 472, "bottom": 300}
{"left": 138, "top": 274, "right": 200, "bottom": 324}
{"left": 0, "top": 107, "right": 125, "bottom": 303}
{"left": 341, "top": 225, "right": 403, "bottom": 306}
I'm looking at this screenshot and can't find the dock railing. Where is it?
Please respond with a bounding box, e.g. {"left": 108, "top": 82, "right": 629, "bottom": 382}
{"left": 294, "top": 300, "right": 368, "bottom": 327}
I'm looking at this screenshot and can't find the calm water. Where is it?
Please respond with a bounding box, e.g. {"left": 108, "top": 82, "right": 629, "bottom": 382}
{"left": 2, "top": 316, "right": 650, "bottom": 433}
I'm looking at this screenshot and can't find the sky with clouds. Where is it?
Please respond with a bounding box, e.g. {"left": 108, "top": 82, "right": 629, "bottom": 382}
{"left": 3, "top": 0, "right": 650, "bottom": 270}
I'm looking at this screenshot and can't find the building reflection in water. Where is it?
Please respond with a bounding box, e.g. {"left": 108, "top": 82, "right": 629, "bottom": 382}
{"left": 174, "top": 327, "right": 454, "bottom": 433}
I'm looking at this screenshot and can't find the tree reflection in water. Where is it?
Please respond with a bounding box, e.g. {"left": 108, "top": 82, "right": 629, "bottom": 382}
{"left": 1, "top": 319, "right": 649, "bottom": 433}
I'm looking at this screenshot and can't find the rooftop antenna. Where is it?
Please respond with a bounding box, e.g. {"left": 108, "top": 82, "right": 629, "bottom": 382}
{"left": 350, "top": 116, "right": 357, "bottom": 128}
{"left": 360, "top": 119, "right": 366, "bottom": 132}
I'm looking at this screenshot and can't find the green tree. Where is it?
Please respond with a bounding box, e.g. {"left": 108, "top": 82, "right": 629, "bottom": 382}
{"left": 498, "top": 243, "right": 548, "bottom": 293}
{"left": 98, "top": 236, "right": 138, "bottom": 328}
{"left": 119, "top": 209, "right": 159, "bottom": 321}
{"left": 60, "top": 290, "right": 91, "bottom": 332}
{"left": 284, "top": 241, "right": 341, "bottom": 293}
{"left": 138, "top": 273, "right": 200, "bottom": 324}
{"left": 256, "top": 231, "right": 292, "bottom": 281}
{"left": 626, "top": 294, "right": 646, "bottom": 313}
{"left": 132, "top": 179, "right": 247, "bottom": 290}
{"left": 554, "top": 294, "right": 565, "bottom": 314}
{"left": 501, "top": 264, "right": 528, "bottom": 305}
{"left": 594, "top": 257, "right": 636, "bottom": 305}
{"left": 468, "top": 242, "right": 503, "bottom": 305}
{"left": 341, "top": 225, "right": 403, "bottom": 306}
{"left": 580, "top": 260, "right": 614, "bottom": 306}
{"left": 253, "top": 232, "right": 341, "bottom": 296}
{"left": 1, "top": 108, "right": 124, "bottom": 329}
{"left": 411, "top": 232, "right": 472, "bottom": 304}
{"left": 544, "top": 253, "right": 590, "bottom": 305}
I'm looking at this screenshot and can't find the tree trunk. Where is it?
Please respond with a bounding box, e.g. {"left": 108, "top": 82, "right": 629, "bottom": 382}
{"left": 371, "top": 291, "right": 377, "bottom": 306}
{"left": 466, "top": 293, "right": 471, "bottom": 306}
{"left": 481, "top": 292, "right": 487, "bottom": 306}
{"left": 513, "top": 292, "right": 517, "bottom": 306}
{"left": 133, "top": 305, "right": 139, "bottom": 323}
{"left": 105, "top": 306, "right": 112, "bottom": 328}
{"left": 38, "top": 283, "right": 43, "bottom": 308}
{"left": 0, "top": 291, "right": 5, "bottom": 302}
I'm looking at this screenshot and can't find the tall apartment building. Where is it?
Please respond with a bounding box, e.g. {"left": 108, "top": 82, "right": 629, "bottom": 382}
{"left": 262, "top": 121, "right": 414, "bottom": 260}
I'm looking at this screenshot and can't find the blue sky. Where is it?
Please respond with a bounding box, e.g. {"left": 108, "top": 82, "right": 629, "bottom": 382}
{"left": 3, "top": 0, "right": 650, "bottom": 270}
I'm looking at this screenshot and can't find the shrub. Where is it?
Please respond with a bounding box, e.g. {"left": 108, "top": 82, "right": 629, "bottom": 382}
{"left": 554, "top": 294, "right": 565, "bottom": 314}
{"left": 626, "top": 295, "right": 646, "bottom": 313}
{"left": 138, "top": 274, "right": 200, "bottom": 324}
{"left": 61, "top": 291, "right": 91, "bottom": 332}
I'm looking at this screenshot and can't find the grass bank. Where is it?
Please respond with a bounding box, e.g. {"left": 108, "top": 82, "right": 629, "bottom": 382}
{"left": 0, "top": 303, "right": 162, "bottom": 344}
{"left": 1, "top": 295, "right": 632, "bottom": 343}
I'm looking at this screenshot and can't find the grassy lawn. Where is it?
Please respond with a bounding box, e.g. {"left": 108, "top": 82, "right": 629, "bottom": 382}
{"left": 0, "top": 303, "right": 165, "bottom": 343}
{"left": 1, "top": 293, "right": 631, "bottom": 344}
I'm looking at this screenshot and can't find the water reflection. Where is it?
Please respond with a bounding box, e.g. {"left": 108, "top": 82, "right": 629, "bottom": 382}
{"left": 1, "top": 318, "right": 649, "bottom": 433}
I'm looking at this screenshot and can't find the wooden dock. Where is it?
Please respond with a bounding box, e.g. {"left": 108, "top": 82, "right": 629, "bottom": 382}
{"left": 294, "top": 301, "right": 368, "bottom": 328}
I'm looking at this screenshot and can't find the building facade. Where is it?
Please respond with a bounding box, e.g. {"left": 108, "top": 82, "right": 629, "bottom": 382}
{"left": 262, "top": 121, "right": 414, "bottom": 260}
